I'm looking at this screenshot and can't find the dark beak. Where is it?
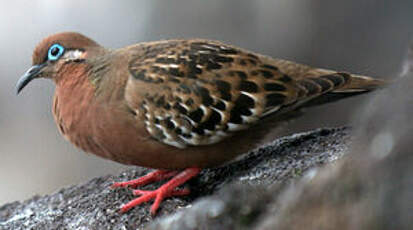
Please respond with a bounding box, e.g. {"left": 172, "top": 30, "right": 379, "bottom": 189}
{"left": 16, "top": 63, "right": 46, "bottom": 94}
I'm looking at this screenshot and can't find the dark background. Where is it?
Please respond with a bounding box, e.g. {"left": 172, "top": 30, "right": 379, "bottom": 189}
{"left": 1, "top": 0, "right": 412, "bottom": 205}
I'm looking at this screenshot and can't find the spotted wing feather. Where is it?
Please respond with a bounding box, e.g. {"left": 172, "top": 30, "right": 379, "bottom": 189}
{"left": 125, "top": 39, "right": 351, "bottom": 148}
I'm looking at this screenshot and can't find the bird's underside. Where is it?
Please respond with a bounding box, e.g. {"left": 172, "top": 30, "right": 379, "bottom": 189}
{"left": 124, "top": 39, "right": 383, "bottom": 150}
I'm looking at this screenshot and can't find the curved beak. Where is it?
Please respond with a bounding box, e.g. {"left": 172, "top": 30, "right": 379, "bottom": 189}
{"left": 16, "top": 63, "right": 46, "bottom": 94}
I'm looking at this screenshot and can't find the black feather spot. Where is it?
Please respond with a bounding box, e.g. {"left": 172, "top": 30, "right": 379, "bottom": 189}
{"left": 232, "top": 105, "right": 252, "bottom": 117}
{"left": 165, "top": 119, "right": 175, "bottom": 130}
{"left": 197, "top": 87, "right": 214, "bottom": 106}
{"left": 133, "top": 70, "right": 148, "bottom": 81}
{"left": 279, "top": 74, "right": 292, "bottom": 83}
{"left": 216, "top": 80, "right": 231, "bottom": 92}
{"left": 182, "top": 133, "right": 192, "bottom": 138}
{"left": 221, "top": 92, "right": 232, "bottom": 101}
{"left": 213, "top": 100, "right": 226, "bottom": 110}
{"left": 173, "top": 103, "right": 187, "bottom": 114}
{"left": 193, "top": 127, "right": 205, "bottom": 135}
{"left": 199, "top": 109, "right": 221, "bottom": 130}
{"left": 216, "top": 80, "right": 232, "bottom": 101}
{"left": 264, "top": 83, "right": 286, "bottom": 91}
{"left": 261, "top": 64, "right": 279, "bottom": 71}
{"left": 188, "top": 61, "right": 202, "bottom": 78}
{"left": 266, "top": 93, "right": 286, "bottom": 107}
{"left": 219, "top": 48, "right": 238, "bottom": 54}
{"left": 214, "top": 55, "right": 233, "bottom": 63}
{"left": 235, "top": 71, "right": 248, "bottom": 80}
{"left": 206, "top": 61, "right": 222, "bottom": 70}
{"left": 155, "top": 57, "right": 176, "bottom": 64}
{"left": 229, "top": 109, "right": 243, "bottom": 124}
{"left": 260, "top": 70, "right": 274, "bottom": 79}
{"left": 235, "top": 94, "right": 255, "bottom": 108}
{"left": 239, "top": 81, "right": 258, "bottom": 93}
{"left": 188, "top": 108, "right": 204, "bottom": 123}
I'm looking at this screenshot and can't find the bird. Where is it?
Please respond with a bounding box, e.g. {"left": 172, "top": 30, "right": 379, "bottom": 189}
{"left": 17, "top": 32, "right": 386, "bottom": 215}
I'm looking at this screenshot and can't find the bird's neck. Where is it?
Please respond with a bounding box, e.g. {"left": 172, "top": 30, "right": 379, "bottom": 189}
{"left": 85, "top": 51, "right": 130, "bottom": 102}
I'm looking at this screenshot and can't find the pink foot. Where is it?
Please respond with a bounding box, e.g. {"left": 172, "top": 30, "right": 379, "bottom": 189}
{"left": 112, "top": 170, "right": 179, "bottom": 188}
{"left": 113, "top": 168, "right": 201, "bottom": 215}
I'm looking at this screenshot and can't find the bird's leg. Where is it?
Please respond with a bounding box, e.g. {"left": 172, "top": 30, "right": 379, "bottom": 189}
{"left": 112, "top": 169, "right": 179, "bottom": 188}
{"left": 119, "top": 167, "right": 201, "bottom": 215}
{"left": 133, "top": 188, "right": 190, "bottom": 197}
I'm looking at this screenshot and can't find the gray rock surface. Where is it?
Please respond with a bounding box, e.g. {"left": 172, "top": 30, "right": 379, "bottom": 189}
{"left": 0, "top": 127, "right": 350, "bottom": 230}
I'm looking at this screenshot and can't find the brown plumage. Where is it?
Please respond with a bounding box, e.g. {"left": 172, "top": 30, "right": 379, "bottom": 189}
{"left": 17, "top": 32, "right": 386, "bottom": 214}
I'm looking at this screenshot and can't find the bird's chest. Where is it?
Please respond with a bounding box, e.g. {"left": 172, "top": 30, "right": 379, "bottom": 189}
{"left": 52, "top": 82, "right": 148, "bottom": 163}
{"left": 52, "top": 82, "right": 99, "bottom": 151}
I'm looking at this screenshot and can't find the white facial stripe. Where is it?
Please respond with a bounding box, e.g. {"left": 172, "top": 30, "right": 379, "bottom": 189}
{"left": 63, "top": 50, "right": 84, "bottom": 60}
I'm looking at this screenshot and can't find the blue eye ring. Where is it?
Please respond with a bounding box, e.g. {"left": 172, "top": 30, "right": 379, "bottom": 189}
{"left": 47, "top": 44, "right": 65, "bottom": 61}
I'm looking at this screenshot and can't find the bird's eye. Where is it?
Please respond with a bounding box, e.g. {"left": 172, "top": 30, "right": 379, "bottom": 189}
{"left": 47, "top": 44, "right": 65, "bottom": 61}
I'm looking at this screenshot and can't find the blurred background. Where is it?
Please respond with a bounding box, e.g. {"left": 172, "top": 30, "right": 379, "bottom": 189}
{"left": 1, "top": 0, "right": 412, "bottom": 205}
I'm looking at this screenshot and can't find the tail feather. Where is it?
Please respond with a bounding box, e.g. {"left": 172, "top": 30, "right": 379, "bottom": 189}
{"left": 260, "top": 60, "right": 390, "bottom": 118}
{"left": 332, "top": 74, "right": 388, "bottom": 92}
{"left": 297, "top": 72, "right": 388, "bottom": 107}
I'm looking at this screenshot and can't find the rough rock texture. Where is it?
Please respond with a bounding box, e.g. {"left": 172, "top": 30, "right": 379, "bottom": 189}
{"left": 0, "top": 127, "right": 350, "bottom": 230}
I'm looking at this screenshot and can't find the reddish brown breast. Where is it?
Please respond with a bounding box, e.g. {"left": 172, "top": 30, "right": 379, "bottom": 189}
{"left": 52, "top": 62, "right": 116, "bottom": 160}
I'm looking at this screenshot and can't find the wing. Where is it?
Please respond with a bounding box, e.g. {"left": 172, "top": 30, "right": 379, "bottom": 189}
{"left": 124, "top": 39, "right": 352, "bottom": 148}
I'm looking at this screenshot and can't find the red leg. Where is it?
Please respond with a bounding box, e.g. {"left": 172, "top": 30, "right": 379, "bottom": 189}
{"left": 118, "top": 167, "right": 201, "bottom": 215}
{"left": 133, "top": 188, "right": 190, "bottom": 196}
{"left": 112, "top": 169, "right": 179, "bottom": 188}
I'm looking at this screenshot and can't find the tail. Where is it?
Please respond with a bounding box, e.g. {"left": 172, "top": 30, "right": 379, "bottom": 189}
{"left": 297, "top": 72, "right": 389, "bottom": 107}
{"left": 332, "top": 74, "right": 388, "bottom": 92}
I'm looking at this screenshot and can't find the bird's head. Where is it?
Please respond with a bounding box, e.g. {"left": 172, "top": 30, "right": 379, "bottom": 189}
{"left": 16, "top": 32, "right": 102, "bottom": 94}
